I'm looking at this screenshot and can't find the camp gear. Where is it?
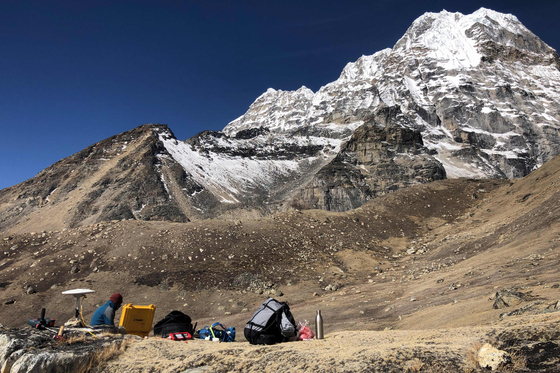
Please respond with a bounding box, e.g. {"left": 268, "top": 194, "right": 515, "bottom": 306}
{"left": 297, "top": 320, "right": 314, "bottom": 340}
{"left": 28, "top": 318, "right": 55, "bottom": 328}
{"left": 154, "top": 310, "right": 196, "bottom": 338}
{"left": 315, "top": 310, "right": 324, "bottom": 339}
{"left": 119, "top": 304, "right": 156, "bottom": 338}
{"left": 198, "top": 322, "right": 236, "bottom": 342}
{"left": 28, "top": 308, "right": 55, "bottom": 329}
{"left": 61, "top": 289, "right": 95, "bottom": 320}
{"left": 244, "top": 297, "right": 297, "bottom": 345}
{"left": 168, "top": 332, "right": 192, "bottom": 341}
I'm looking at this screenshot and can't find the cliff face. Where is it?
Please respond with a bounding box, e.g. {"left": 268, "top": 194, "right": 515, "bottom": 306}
{"left": 291, "top": 108, "right": 446, "bottom": 211}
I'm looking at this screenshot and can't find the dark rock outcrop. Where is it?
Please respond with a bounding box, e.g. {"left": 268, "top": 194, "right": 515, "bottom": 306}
{"left": 291, "top": 115, "right": 446, "bottom": 212}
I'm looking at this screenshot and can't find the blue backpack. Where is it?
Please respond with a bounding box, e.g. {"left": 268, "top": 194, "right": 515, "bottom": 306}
{"left": 198, "top": 322, "right": 236, "bottom": 342}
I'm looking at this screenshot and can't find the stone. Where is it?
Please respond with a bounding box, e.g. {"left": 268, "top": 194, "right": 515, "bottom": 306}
{"left": 0, "top": 328, "right": 125, "bottom": 373}
{"left": 546, "top": 300, "right": 560, "bottom": 310}
{"left": 492, "top": 288, "right": 525, "bottom": 309}
{"left": 477, "top": 343, "right": 511, "bottom": 371}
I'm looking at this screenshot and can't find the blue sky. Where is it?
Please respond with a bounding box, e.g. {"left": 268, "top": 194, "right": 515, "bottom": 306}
{"left": 1, "top": 0, "right": 559, "bottom": 190}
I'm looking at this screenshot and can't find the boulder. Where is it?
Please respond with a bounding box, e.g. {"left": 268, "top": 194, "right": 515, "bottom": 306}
{"left": 0, "top": 328, "right": 126, "bottom": 373}
{"left": 492, "top": 288, "right": 526, "bottom": 309}
{"left": 478, "top": 343, "right": 511, "bottom": 370}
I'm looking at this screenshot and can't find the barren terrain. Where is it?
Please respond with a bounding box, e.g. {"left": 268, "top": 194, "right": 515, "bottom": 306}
{"left": 102, "top": 312, "right": 560, "bottom": 372}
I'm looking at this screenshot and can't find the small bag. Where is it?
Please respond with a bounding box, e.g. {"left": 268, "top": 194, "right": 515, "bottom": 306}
{"left": 168, "top": 332, "right": 192, "bottom": 341}
{"left": 198, "top": 322, "right": 236, "bottom": 342}
{"left": 297, "top": 320, "right": 314, "bottom": 340}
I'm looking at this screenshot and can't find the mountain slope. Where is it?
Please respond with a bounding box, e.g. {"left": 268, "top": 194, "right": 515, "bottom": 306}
{"left": 1, "top": 149, "right": 559, "bottom": 348}
{"left": 0, "top": 125, "right": 194, "bottom": 233}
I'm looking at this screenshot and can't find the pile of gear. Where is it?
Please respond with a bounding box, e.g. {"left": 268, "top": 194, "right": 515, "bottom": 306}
{"left": 153, "top": 297, "right": 309, "bottom": 345}
{"left": 27, "top": 289, "right": 322, "bottom": 345}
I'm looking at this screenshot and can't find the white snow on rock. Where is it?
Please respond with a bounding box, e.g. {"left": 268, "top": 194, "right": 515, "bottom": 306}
{"left": 158, "top": 128, "right": 343, "bottom": 204}
{"left": 223, "top": 7, "right": 560, "bottom": 180}
{"left": 153, "top": 7, "right": 560, "bottom": 209}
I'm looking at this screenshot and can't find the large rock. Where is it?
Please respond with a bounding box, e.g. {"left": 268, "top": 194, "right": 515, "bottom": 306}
{"left": 492, "top": 288, "right": 526, "bottom": 309}
{"left": 478, "top": 343, "right": 511, "bottom": 370}
{"left": 0, "top": 328, "right": 126, "bottom": 373}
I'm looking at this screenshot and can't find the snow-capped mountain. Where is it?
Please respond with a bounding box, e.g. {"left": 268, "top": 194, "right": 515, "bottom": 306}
{"left": 2, "top": 8, "right": 559, "bottom": 231}
{"left": 226, "top": 8, "right": 560, "bottom": 179}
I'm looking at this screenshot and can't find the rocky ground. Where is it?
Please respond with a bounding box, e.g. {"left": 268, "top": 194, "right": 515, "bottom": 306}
{"left": 101, "top": 312, "right": 560, "bottom": 372}
{"left": 1, "top": 154, "right": 560, "bottom": 371}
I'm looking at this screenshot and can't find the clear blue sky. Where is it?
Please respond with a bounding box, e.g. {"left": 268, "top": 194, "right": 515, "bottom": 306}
{"left": 1, "top": 0, "right": 559, "bottom": 190}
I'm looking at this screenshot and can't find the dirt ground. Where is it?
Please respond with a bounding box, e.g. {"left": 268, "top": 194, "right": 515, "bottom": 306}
{"left": 100, "top": 312, "right": 560, "bottom": 372}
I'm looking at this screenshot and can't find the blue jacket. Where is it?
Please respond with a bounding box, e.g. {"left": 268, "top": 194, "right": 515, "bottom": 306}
{"left": 90, "top": 300, "right": 118, "bottom": 326}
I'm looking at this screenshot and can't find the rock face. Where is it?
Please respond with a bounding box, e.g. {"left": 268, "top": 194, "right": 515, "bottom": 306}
{"left": 0, "top": 328, "right": 125, "bottom": 373}
{"left": 2, "top": 8, "right": 560, "bottom": 231}
{"left": 291, "top": 109, "right": 446, "bottom": 211}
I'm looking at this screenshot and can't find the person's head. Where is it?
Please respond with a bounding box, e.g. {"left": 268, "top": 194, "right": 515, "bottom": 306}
{"left": 110, "top": 293, "right": 123, "bottom": 309}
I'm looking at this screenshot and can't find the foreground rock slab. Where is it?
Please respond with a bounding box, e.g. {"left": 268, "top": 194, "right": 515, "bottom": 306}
{"left": 0, "top": 328, "right": 130, "bottom": 373}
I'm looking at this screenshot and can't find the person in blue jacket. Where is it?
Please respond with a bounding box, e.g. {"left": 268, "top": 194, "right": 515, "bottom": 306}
{"left": 90, "top": 293, "right": 123, "bottom": 326}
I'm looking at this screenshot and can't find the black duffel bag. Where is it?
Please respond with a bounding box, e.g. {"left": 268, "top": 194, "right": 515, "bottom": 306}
{"left": 154, "top": 310, "right": 196, "bottom": 338}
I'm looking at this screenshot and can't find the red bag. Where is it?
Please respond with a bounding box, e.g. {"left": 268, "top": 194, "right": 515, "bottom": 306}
{"left": 168, "top": 332, "right": 192, "bottom": 341}
{"left": 297, "top": 321, "right": 315, "bottom": 340}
